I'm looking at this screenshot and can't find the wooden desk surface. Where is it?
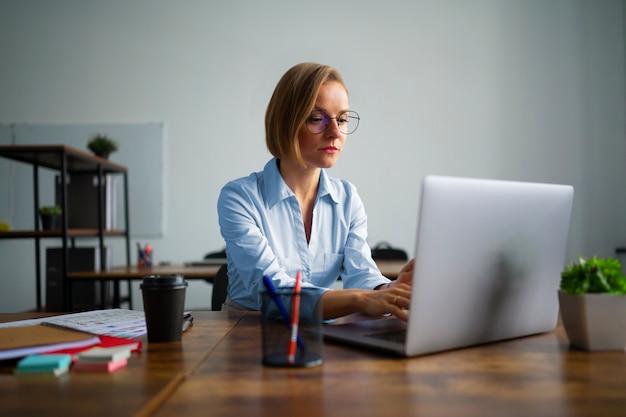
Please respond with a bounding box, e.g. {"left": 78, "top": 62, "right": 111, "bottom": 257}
{"left": 0, "top": 311, "right": 245, "bottom": 417}
{"left": 154, "top": 313, "right": 626, "bottom": 417}
{"left": 6, "top": 307, "right": 619, "bottom": 417}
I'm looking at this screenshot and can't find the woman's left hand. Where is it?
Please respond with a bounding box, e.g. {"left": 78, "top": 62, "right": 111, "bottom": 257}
{"left": 389, "top": 258, "right": 414, "bottom": 289}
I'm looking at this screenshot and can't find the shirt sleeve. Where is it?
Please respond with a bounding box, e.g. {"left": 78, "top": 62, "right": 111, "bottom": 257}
{"left": 339, "top": 182, "right": 391, "bottom": 290}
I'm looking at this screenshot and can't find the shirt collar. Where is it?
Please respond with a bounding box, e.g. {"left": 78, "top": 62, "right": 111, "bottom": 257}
{"left": 263, "top": 158, "right": 339, "bottom": 208}
{"left": 318, "top": 168, "right": 339, "bottom": 204}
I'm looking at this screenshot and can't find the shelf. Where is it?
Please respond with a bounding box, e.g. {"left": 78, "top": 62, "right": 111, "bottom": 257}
{"left": 0, "top": 144, "right": 131, "bottom": 311}
{"left": 0, "top": 229, "right": 127, "bottom": 239}
{"left": 0, "top": 145, "right": 127, "bottom": 173}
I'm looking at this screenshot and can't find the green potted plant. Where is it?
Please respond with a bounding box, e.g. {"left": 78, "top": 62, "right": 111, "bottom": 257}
{"left": 87, "top": 134, "right": 118, "bottom": 159}
{"left": 38, "top": 205, "right": 62, "bottom": 230}
{"left": 559, "top": 256, "right": 626, "bottom": 350}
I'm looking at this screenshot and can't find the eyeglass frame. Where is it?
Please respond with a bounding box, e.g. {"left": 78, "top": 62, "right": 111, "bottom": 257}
{"left": 305, "top": 110, "right": 360, "bottom": 135}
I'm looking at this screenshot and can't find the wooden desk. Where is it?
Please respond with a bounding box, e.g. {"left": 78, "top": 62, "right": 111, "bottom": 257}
{"left": 2, "top": 311, "right": 626, "bottom": 416}
{"left": 68, "top": 264, "right": 223, "bottom": 282}
{"left": 68, "top": 260, "right": 406, "bottom": 282}
{"left": 154, "top": 313, "right": 626, "bottom": 417}
{"left": 68, "top": 264, "right": 223, "bottom": 308}
{"left": 68, "top": 260, "right": 407, "bottom": 308}
{"left": 0, "top": 311, "right": 245, "bottom": 417}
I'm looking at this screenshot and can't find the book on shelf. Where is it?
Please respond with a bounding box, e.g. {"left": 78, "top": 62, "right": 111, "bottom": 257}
{"left": 55, "top": 173, "right": 118, "bottom": 230}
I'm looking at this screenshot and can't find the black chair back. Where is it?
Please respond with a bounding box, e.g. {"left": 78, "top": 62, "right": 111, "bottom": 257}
{"left": 212, "top": 264, "right": 229, "bottom": 311}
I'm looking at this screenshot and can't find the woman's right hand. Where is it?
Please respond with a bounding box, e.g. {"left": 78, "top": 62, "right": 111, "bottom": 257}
{"left": 320, "top": 281, "right": 412, "bottom": 321}
{"left": 362, "top": 283, "right": 412, "bottom": 321}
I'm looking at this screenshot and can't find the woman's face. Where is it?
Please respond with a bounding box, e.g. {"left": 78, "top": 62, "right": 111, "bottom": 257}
{"left": 296, "top": 81, "right": 350, "bottom": 170}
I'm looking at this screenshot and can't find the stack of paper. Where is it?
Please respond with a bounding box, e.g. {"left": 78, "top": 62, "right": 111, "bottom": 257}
{"left": 43, "top": 309, "right": 148, "bottom": 339}
{"left": 73, "top": 345, "right": 134, "bottom": 373}
{"left": 14, "top": 354, "right": 72, "bottom": 376}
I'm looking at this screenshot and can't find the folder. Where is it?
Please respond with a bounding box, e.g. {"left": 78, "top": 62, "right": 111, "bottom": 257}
{"left": 0, "top": 324, "right": 100, "bottom": 360}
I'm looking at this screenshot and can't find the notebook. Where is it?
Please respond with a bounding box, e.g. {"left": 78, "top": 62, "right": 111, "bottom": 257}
{"left": 323, "top": 175, "right": 574, "bottom": 357}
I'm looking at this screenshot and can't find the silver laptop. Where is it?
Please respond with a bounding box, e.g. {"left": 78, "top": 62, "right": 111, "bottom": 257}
{"left": 323, "top": 175, "right": 574, "bottom": 357}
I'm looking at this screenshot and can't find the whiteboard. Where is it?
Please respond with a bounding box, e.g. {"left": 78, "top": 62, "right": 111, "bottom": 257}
{"left": 0, "top": 123, "right": 164, "bottom": 236}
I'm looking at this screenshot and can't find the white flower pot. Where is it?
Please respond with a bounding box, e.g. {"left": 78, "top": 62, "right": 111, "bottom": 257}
{"left": 558, "top": 290, "right": 626, "bottom": 351}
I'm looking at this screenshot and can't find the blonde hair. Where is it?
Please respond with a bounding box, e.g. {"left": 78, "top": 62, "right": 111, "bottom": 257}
{"left": 265, "top": 62, "right": 347, "bottom": 167}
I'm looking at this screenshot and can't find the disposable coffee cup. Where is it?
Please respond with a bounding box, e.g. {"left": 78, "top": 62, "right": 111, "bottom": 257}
{"left": 141, "top": 275, "right": 188, "bottom": 342}
{"left": 261, "top": 287, "right": 323, "bottom": 367}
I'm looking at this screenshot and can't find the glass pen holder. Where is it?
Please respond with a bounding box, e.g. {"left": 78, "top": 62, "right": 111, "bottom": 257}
{"left": 137, "top": 247, "right": 153, "bottom": 268}
{"left": 260, "top": 287, "right": 323, "bottom": 367}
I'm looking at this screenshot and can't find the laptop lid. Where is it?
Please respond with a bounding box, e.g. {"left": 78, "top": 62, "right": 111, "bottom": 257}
{"left": 323, "top": 175, "right": 574, "bottom": 357}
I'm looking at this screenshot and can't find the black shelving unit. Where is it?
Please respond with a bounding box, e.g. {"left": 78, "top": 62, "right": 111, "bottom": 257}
{"left": 0, "top": 145, "right": 131, "bottom": 311}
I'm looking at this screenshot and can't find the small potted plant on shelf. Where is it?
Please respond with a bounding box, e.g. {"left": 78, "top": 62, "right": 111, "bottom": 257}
{"left": 87, "top": 134, "right": 118, "bottom": 159}
{"left": 38, "top": 205, "right": 62, "bottom": 231}
{"left": 559, "top": 256, "right": 626, "bottom": 350}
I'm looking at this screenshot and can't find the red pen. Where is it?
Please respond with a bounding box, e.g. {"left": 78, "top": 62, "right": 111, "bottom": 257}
{"left": 287, "top": 270, "right": 302, "bottom": 365}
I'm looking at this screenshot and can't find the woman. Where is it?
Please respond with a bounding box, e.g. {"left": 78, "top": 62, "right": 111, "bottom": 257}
{"left": 217, "top": 62, "right": 413, "bottom": 320}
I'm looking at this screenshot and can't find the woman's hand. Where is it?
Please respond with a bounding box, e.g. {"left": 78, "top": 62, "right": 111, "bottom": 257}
{"left": 320, "top": 259, "right": 415, "bottom": 321}
{"left": 389, "top": 258, "right": 414, "bottom": 288}
{"left": 363, "top": 282, "right": 412, "bottom": 321}
{"left": 367, "top": 258, "right": 414, "bottom": 320}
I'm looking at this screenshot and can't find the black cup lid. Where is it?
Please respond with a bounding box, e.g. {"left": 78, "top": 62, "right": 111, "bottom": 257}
{"left": 140, "top": 274, "right": 188, "bottom": 290}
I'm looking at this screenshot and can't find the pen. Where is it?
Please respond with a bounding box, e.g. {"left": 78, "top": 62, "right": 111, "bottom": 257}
{"left": 137, "top": 242, "right": 150, "bottom": 266}
{"left": 262, "top": 275, "right": 305, "bottom": 351}
{"left": 287, "top": 270, "right": 302, "bottom": 365}
{"left": 144, "top": 244, "right": 152, "bottom": 265}
{"left": 182, "top": 315, "right": 193, "bottom": 332}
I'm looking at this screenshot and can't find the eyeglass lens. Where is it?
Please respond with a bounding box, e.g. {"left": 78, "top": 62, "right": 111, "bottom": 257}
{"left": 306, "top": 110, "right": 360, "bottom": 135}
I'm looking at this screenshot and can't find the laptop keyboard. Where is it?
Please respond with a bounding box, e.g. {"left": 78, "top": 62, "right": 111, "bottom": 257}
{"left": 366, "top": 330, "right": 407, "bottom": 343}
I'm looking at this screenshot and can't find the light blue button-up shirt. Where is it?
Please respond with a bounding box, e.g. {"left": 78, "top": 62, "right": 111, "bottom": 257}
{"left": 217, "top": 158, "right": 390, "bottom": 315}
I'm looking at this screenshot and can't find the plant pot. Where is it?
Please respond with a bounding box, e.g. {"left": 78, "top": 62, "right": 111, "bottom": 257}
{"left": 94, "top": 152, "right": 110, "bottom": 160}
{"left": 558, "top": 290, "right": 626, "bottom": 351}
{"left": 40, "top": 214, "right": 60, "bottom": 231}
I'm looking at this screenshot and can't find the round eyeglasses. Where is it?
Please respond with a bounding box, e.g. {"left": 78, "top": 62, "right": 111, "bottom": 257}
{"left": 305, "top": 110, "right": 360, "bottom": 135}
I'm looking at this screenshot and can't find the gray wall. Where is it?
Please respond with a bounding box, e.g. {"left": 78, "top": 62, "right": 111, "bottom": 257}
{"left": 0, "top": 0, "right": 624, "bottom": 312}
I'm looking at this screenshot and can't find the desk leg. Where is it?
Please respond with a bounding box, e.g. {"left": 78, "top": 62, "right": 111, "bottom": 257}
{"left": 100, "top": 280, "right": 107, "bottom": 309}
{"left": 113, "top": 281, "right": 120, "bottom": 308}
{"left": 127, "top": 280, "right": 133, "bottom": 309}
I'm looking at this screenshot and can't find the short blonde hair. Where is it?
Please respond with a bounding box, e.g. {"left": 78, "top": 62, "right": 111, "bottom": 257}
{"left": 265, "top": 62, "right": 347, "bottom": 167}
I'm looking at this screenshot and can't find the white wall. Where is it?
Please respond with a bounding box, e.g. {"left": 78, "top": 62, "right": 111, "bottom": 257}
{"left": 0, "top": 0, "right": 624, "bottom": 312}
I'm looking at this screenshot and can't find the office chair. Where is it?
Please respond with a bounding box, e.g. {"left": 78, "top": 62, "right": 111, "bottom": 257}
{"left": 204, "top": 248, "right": 226, "bottom": 261}
{"left": 202, "top": 248, "right": 228, "bottom": 310}
{"left": 211, "top": 264, "right": 229, "bottom": 311}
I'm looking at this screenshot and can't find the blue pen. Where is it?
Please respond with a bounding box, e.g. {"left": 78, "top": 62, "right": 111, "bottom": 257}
{"left": 262, "top": 275, "right": 305, "bottom": 351}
